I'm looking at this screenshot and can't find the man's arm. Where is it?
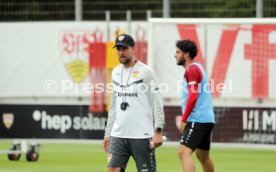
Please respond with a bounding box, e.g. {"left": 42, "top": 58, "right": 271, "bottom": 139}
{"left": 181, "top": 84, "right": 198, "bottom": 123}
{"left": 146, "top": 68, "right": 165, "bottom": 130}
{"left": 103, "top": 88, "right": 116, "bottom": 153}
{"left": 179, "top": 65, "right": 202, "bottom": 133}
{"left": 145, "top": 68, "right": 165, "bottom": 148}
{"left": 104, "top": 91, "right": 116, "bottom": 136}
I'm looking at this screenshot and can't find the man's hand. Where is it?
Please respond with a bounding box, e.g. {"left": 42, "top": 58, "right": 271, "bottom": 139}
{"left": 103, "top": 136, "right": 110, "bottom": 153}
{"left": 178, "top": 122, "right": 186, "bottom": 134}
{"left": 150, "top": 132, "right": 163, "bottom": 149}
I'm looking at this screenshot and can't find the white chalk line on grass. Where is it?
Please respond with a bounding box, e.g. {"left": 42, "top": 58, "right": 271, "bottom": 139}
{"left": 1, "top": 139, "right": 276, "bottom": 150}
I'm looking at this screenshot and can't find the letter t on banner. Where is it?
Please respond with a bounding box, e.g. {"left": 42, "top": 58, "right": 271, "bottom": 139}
{"left": 244, "top": 25, "right": 276, "bottom": 98}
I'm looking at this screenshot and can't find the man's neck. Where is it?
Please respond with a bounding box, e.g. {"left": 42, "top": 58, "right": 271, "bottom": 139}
{"left": 183, "top": 59, "right": 192, "bottom": 69}
{"left": 123, "top": 57, "right": 136, "bottom": 68}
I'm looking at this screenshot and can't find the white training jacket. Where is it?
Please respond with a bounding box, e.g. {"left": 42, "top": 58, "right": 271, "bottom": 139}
{"left": 105, "top": 60, "right": 165, "bottom": 138}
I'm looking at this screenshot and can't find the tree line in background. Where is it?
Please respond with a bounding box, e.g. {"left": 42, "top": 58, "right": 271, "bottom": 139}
{"left": 0, "top": 0, "right": 275, "bottom": 21}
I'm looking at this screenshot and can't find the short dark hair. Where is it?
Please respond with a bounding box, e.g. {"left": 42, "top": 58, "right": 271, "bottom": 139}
{"left": 176, "top": 39, "right": 198, "bottom": 59}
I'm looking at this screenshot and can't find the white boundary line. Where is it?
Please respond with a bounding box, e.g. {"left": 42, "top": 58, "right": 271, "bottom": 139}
{"left": 211, "top": 143, "right": 276, "bottom": 150}
{"left": 149, "top": 18, "right": 276, "bottom": 24}
{"left": 1, "top": 139, "right": 276, "bottom": 150}
{"left": 163, "top": 142, "right": 276, "bottom": 150}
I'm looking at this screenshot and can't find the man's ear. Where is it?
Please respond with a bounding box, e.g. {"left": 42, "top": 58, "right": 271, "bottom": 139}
{"left": 184, "top": 52, "right": 189, "bottom": 58}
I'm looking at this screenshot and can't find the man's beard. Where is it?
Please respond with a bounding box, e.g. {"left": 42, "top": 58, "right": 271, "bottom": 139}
{"left": 119, "top": 56, "right": 132, "bottom": 65}
{"left": 177, "top": 58, "right": 185, "bottom": 66}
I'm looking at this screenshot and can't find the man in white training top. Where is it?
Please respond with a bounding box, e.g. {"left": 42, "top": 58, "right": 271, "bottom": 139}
{"left": 103, "top": 34, "right": 165, "bottom": 172}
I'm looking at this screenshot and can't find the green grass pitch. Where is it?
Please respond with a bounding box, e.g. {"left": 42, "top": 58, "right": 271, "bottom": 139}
{"left": 1, "top": 141, "right": 276, "bottom": 172}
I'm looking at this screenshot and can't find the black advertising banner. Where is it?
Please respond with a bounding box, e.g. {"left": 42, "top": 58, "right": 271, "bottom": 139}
{"left": 162, "top": 106, "right": 183, "bottom": 141}
{"left": 1, "top": 104, "right": 276, "bottom": 144}
{"left": 164, "top": 106, "right": 276, "bottom": 144}
{"left": 0, "top": 105, "right": 107, "bottom": 139}
{"left": 213, "top": 107, "right": 276, "bottom": 144}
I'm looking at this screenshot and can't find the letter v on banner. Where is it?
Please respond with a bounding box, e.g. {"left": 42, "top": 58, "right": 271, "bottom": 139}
{"left": 177, "top": 24, "right": 238, "bottom": 97}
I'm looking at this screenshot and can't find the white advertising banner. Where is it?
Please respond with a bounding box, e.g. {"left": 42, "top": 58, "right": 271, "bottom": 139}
{"left": 0, "top": 22, "right": 148, "bottom": 97}
{"left": 149, "top": 20, "right": 276, "bottom": 99}
{"left": 1, "top": 20, "right": 276, "bottom": 100}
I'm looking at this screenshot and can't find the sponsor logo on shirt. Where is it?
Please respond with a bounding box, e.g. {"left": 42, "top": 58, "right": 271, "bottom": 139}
{"left": 114, "top": 91, "right": 138, "bottom": 97}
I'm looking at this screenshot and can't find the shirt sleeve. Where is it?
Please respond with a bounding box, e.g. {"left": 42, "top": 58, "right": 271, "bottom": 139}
{"left": 185, "top": 65, "right": 202, "bottom": 85}
{"left": 104, "top": 79, "right": 116, "bottom": 136}
{"left": 144, "top": 67, "right": 165, "bottom": 130}
{"left": 181, "top": 65, "right": 203, "bottom": 122}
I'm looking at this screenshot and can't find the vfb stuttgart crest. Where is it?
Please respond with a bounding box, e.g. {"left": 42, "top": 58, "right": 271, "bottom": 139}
{"left": 2, "top": 113, "right": 14, "bottom": 129}
{"left": 60, "top": 31, "right": 92, "bottom": 83}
